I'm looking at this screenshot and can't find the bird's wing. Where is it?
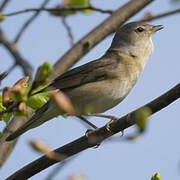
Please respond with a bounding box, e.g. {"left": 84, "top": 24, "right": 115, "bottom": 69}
{"left": 6, "top": 55, "right": 120, "bottom": 141}
{"left": 44, "top": 56, "right": 118, "bottom": 91}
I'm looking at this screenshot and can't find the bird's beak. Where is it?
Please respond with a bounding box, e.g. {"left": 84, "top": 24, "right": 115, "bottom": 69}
{"left": 152, "top": 25, "right": 164, "bottom": 33}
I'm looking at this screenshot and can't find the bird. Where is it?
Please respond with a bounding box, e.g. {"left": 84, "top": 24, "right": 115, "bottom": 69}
{"left": 6, "top": 21, "right": 163, "bottom": 141}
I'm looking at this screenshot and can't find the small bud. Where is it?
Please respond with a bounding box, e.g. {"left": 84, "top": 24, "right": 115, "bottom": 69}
{"left": 0, "top": 14, "right": 6, "bottom": 22}
{"left": 2, "top": 87, "right": 12, "bottom": 107}
{"left": 67, "top": 176, "right": 86, "bottom": 180}
{"left": 51, "top": 91, "right": 76, "bottom": 115}
{"left": 13, "top": 76, "right": 29, "bottom": 87}
{"left": 151, "top": 172, "right": 161, "bottom": 180}
{"left": 29, "top": 140, "right": 66, "bottom": 161}
{"left": 29, "top": 140, "right": 50, "bottom": 154}
{"left": 135, "top": 107, "right": 151, "bottom": 132}
{"left": 18, "top": 102, "right": 26, "bottom": 112}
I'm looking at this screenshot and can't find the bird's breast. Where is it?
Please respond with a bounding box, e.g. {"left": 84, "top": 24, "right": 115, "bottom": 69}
{"left": 66, "top": 69, "right": 141, "bottom": 115}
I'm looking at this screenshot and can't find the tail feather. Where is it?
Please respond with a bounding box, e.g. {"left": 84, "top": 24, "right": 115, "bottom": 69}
{"left": 6, "top": 102, "right": 51, "bottom": 141}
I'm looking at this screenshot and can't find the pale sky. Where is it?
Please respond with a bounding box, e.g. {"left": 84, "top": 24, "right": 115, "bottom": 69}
{"left": 1, "top": 0, "right": 180, "bottom": 180}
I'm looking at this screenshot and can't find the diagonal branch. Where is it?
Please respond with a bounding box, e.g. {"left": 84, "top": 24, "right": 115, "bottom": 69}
{"left": 0, "top": 28, "right": 33, "bottom": 79}
{"left": 142, "top": 8, "right": 180, "bottom": 21}
{"left": 62, "top": 18, "right": 74, "bottom": 46}
{"left": 6, "top": 83, "right": 180, "bottom": 180}
{"left": 0, "top": 28, "right": 33, "bottom": 167}
{"left": 14, "top": 0, "right": 51, "bottom": 43}
{"left": 0, "top": 0, "right": 11, "bottom": 12}
{"left": 0, "top": 72, "right": 8, "bottom": 83}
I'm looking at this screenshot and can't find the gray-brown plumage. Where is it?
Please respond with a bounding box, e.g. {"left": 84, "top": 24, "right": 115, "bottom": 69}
{"left": 6, "top": 22, "right": 163, "bottom": 141}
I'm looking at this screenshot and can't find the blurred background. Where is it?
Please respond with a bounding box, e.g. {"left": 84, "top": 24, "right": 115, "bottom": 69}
{"left": 0, "top": 0, "right": 180, "bottom": 179}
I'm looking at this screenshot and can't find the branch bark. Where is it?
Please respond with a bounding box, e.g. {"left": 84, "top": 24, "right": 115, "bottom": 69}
{"left": 0, "top": 28, "right": 33, "bottom": 167}
{"left": 0, "top": 28, "right": 33, "bottom": 79}
{"left": 142, "top": 8, "right": 180, "bottom": 21}
{"left": 14, "top": 0, "right": 51, "bottom": 43}
{"left": 0, "top": 0, "right": 11, "bottom": 12}
{"left": 6, "top": 83, "right": 180, "bottom": 180}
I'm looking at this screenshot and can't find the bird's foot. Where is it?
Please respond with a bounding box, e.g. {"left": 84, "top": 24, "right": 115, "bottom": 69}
{"left": 91, "top": 114, "right": 119, "bottom": 121}
{"left": 91, "top": 114, "right": 124, "bottom": 136}
{"left": 77, "top": 116, "right": 97, "bottom": 129}
{"left": 85, "top": 129, "right": 101, "bottom": 148}
{"left": 90, "top": 114, "right": 123, "bottom": 134}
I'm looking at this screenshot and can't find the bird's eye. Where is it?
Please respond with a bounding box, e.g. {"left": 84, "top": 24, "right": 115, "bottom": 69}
{"left": 136, "top": 27, "right": 144, "bottom": 33}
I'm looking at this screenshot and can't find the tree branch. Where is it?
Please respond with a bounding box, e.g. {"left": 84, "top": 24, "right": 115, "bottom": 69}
{"left": 14, "top": 0, "right": 51, "bottom": 43}
{"left": 0, "top": 0, "right": 11, "bottom": 12}
{"left": 62, "top": 18, "right": 74, "bottom": 46}
{"left": 0, "top": 28, "right": 33, "bottom": 79}
{"left": 0, "top": 72, "right": 8, "bottom": 83}
{"left": 0, "top": 28, "right": 33, "bottom": 167}
{"left": 4, "top": 6, "right": 113, "bottom": 17}
{"left": 6, "top": 84, "right": 180, "bottom": 180}
{"left": 142, "top": 8, "right": 180, "bottom": 21}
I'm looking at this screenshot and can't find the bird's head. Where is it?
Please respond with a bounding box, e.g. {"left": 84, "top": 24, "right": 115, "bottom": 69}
{"left": 109, "top": 21, "right": 163, "bottom": 61}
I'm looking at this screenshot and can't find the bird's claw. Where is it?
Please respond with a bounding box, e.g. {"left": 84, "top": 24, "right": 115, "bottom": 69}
{"left": 85, "top": 129, "right": 101, "bottom": 148}
{"left": 105, "top": 116, "right": 119, "bottom": 132}
{"left": 85, "top": 129, "right": 94, "bottom": 137}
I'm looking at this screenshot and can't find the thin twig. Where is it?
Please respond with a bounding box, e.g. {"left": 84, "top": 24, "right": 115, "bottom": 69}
{"left": 77, "top": 116, "right": 97, "bottom": 129}
{"left": 62, "top": 18, "right": 74, "bottom": 46}
{"left": 0, "top": 72, "right": 8, "bottom": 82}
{"left": 141, "top": 8, "right": 180, "bottom": 21}
{"left": 0, "top": 28, "right": 33, "bottom": 80}
{"left": 6, "top": 83, "right": 180, "bottom": 180}
{"left": 4, "top": 6, "right": 113, "bottom": 17}
{"left": 14, "top": 0, "right": 51, "bottom": 43}
{"left": 0, "top": 0, "right": 11, "bottom": 12}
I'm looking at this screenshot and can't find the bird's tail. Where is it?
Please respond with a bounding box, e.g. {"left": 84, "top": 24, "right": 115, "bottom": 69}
{"left": 6, "top": 101, "right": 59, "bottom": 141}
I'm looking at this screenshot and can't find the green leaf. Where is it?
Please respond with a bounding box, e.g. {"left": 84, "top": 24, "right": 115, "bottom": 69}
{"left": 51, "top": 0, "right": 92, "bottom": 17}
{"left": 69, "top": 0, "right": 88, "bottom": 6}
{"left": 0, "top": 132, "right": 3, "bottom": 139}
{"left": 0, "top": 94, "right": 3, "bottom": 103}
{"left": 3, "top": 112, "right": 12, "bottom": 123}
{"left": 0, "top": 98, "right": 12, "bottom": 123}
{"left": 135, "top": 107, "right": 151, "bottom": 132}
{"left": 31, "top": 85, "right": 47, "bottom": 94}
{"left": 14, "top": 111, "right": 28, "bottom": 117}
{"left": 26, "top": 92, "right": 50, "bottom": 109}
{"left": 69, "top": 0, "right": 93, "bottom": 13}
{"left": 151, "top": 173, "right": 161, "bottom": 180}
{"left": 36, "top": 62, "right": 53, "bottom": 83}
{"left": 0, "top": 14, "right": 6, "bottom": 22}
{"left": 61, "top": 114, "right": 68, "bottom": 118}
{"left": 0, "top": 102, "right": 12, "bottom": 123}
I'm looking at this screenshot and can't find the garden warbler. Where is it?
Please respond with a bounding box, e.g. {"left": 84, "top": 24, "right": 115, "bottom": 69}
{"left": 6, "top": 22, "right": 163, "bottom": 141}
